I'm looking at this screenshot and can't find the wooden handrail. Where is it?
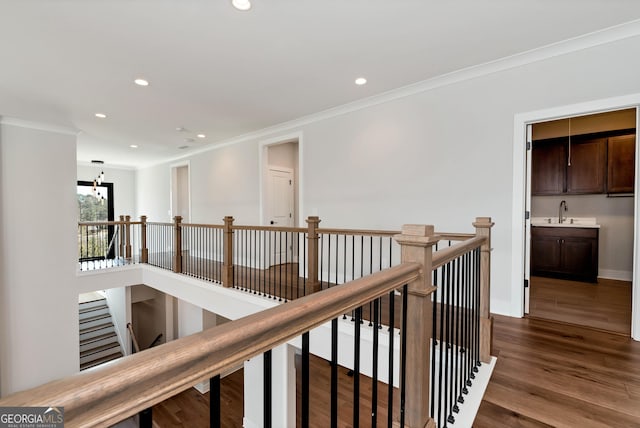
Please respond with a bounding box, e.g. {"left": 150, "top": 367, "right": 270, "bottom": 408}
{"left": 126, "top": 323, "right": 141, "bottom": 354}
{"left": 232, "top": 224, "right": 308, "bottom": 233}
{"left": 436, "top": 232, "right": 475, "bottom": 241}
{"left": 78, "top": 221, "right": 140, "bottom": 226}
{"left": 146, "top": 222, "right": 173, "bottom": 226}
{"left": 317, "top": 227, "right": 399, "bottom": 237}
{"left": 0, "top": 263, "right": 421, "bottom": 427}
{"left": 432, "top": 236, "right": 486, "bottom": 270}
{"left": 181, "top": 223, "right": 224, "bottom": 229}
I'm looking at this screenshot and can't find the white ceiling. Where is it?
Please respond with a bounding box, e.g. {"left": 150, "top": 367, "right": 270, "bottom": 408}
{"left": 2, "top": 1, "right": 640, "bottom": 168}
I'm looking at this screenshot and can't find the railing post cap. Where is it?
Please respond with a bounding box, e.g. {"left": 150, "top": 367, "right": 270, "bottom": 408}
{"left": 140, "top": 215, "right": 147, "bottom": 220}
{"left": 223, "top": 216, "right": 234, "bottom": 222}
{"left": 306, "top": 216, "right": 321, "bottom": 224}
{"left": 174, "top": 215, "right": 183, "bottom": 223}
{"left": 473, "top": 217, "right": 495, "bottom": 228}
{"left": 394, "top": 224, "right": 440, "bottom": 246}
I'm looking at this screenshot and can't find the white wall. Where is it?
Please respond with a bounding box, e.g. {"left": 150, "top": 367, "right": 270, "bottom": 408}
{"left": 77, "top": 164, "right": 136, "bottom": 219}
{"left": 136, "top": 35, "right": 640, "bottom": 317}
{"left": 104, "top": 286, "right": 132, "bottom": 355}
{"left": 532, "top": 194, "right": 634, "bottom": 280}
{"left": 0, "top": 120, "right": 78, "bottom": 395}
{"left": 177, "top": 299, "right": 203, "bottom": 338}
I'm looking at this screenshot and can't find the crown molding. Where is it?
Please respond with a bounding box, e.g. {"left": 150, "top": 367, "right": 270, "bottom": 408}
{"left": 76, "top": 160, "right": 137, "bottom": 171}
{"left": 0, "top": 116, "right": 78, "bottom": 136}
{"left": 142, "top": 19, "right": 640, "bottom": 170}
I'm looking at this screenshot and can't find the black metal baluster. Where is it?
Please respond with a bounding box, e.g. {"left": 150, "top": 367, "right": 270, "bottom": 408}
{"left": 369, "top": 237, "right": 373, "bottom": 326}
{"left": 431, "top": 269, "right": 438, "bottom": 420}
{"left": 438, "top": 263, "right": 447, "bottom": 427}
{"left": 264, "top": 350, "right": 272, "bottom": 428}
{"left": 353, "top": 306, "right": 362, "bottom": 427}
{"left": 285, "top": 231, "right": 289, "bottom": 301}
{"left": 303, "top": 231, "right": 307, "bottom": 296}
{"left": 278, "top": 231, "right": 283, "bottom": 300}
{"left": 210, "top": 375, "right": 220, "bottom": 428}
{"left": 453, "top": 257, "right": 461, "bottom": 414}
{"left": 372, "top": 297, "right": 379, "bottom": 427}
{"left": 400, "top": 284, "right": 408, "bottom": 428}
{"left": 320, "top": 234, "right": 324, "bottom": 291}
{"left": 387, "top": 291, "right": 395, "bottom": 428}
{"left": 302, "top": 332, "right": 310, "bottom": 428}
{"left": 331, "top": 318, "right": 338, "bottom": 428}
{"left": 447, "top": 260, "right": 455, "bottom": 425}
{"left": 327, "top": 234, "right": 331, "bottom": 289}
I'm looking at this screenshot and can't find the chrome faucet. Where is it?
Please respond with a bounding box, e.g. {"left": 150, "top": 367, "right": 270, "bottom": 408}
{"left": 559, "top": 200, "right": 568, "bottom": 224}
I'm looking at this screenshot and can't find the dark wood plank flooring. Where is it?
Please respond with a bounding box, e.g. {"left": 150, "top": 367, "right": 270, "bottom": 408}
{"left": 151, "top": 315, "right": 640, "bottom": 428}
{"left": 529, "top": 276, "right": 632, "bottom": 335}
{"left": 474, "top": 315, "right": 640, "bottom": 427}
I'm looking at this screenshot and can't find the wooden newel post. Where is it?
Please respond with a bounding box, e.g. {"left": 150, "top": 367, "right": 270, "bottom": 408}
{"left": 306, "top": 216, "right": 321, "bottom": 293}
{"left": 125, "top": 215, "right": 132, "bottom": 259}
{"left": 119, "top": 215, "right": 125, "bottom": 258}
{"left": 223, "top": 216, "right": 234, "bottom": 287}
{"left": 173, "top": 216, "right": 183, "bottom": 273}
{"left": 473, "top": 216, "right": 494, "bottom": 364}
{"left": 394, "top": 225, "right": 439, "bottom": 428}
{"left": 140, "top": 215, "right": 148, "bottom": 264}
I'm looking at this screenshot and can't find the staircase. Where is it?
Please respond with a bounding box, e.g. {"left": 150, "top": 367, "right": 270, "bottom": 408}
{"left": 79, "top": 295, "right": 123, "bottom": 370}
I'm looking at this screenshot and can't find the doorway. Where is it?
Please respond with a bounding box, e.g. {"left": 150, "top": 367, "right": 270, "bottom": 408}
{"left": 171, "top": 163, "right": 190, "bottom": 222}
{"left": 260, "top": 134, "right": 302, "bottom": 269}
{"left": 517, "top": 105, "right": 639, "bottom": 337}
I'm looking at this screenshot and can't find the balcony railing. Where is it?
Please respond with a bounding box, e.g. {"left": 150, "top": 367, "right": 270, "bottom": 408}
{"left": 58, "top": 215, "right": 494, "bottom": 427}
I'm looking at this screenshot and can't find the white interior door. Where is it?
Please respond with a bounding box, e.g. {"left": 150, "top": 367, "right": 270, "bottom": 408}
{"left": 267, "top": 168, "right": 294, "bottom": 264}
{"left": 524, "top": 124, "right": 533, "bottom": 314}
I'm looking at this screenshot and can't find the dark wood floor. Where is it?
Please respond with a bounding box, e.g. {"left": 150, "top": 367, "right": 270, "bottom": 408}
{"left": 529, "top": 276, "right": 632, "bottom": 335}
{"left": 474, "top": 315, "right": 640, "bottom": 428}
{"left": 151, "top": 315, "right": 640, "bottom": 428}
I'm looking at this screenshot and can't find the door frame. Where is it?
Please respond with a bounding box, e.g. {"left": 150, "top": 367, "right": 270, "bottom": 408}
{"left": 170, "top": 161, "right": 191, "bottom": 222}
{"left": 258, "top": 131, "right": 303, "bottom": 227}
{"left": 511, "top": 93, "right": 640, "bottom": 341}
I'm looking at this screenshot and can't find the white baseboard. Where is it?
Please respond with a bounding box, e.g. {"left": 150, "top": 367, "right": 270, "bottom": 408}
{"left": 243, "top": 417, "right": 260, "bottom": 428}
{"left": 598, "top": 269, "right": 633, "bottom": 282}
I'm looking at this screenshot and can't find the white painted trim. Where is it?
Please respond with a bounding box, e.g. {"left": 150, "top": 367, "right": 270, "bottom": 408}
{"left": 599, "top": 269, "right": 634, "bottom": 282}
{"left": 140, "top": 20, "right": 640, "bottom": 170}
{"left": 258, "top": 132, "right": 303, "bottom": 227}
{"left": 0, "top": 116, "right": 78, "bottom": 136}
{"left": 512, "top": 94, "right": 640, "bottom": 341}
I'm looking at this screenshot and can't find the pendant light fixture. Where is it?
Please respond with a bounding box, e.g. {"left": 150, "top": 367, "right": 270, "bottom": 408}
{"left": 567, "top": 118, "right": 572, "bottom": 167}
{"left": 91, "top": 160, "right": 106, "bottom": 204}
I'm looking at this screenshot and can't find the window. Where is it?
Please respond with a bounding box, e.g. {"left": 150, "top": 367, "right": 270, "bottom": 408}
{"left": 77, "top": 181, "right": 115, "bottom": 260}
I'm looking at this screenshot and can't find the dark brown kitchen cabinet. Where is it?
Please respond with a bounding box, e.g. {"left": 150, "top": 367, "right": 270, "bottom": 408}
{"left": 531, "top": 226, "right": 598, "bottom": 282}
{"left": 566, "top": 137, "right": 606, "bottom": 194}
{"left": 607, "top": 134, "right": 636, "bottom": 193}
{"left": 531, "top": 139, "right": 566, "bottom": 195}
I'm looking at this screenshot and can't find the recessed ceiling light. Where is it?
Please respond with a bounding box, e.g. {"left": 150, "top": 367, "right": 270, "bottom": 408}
{"left": 130, "top": 144, "right": 138, "bottom": 149}
{"left": 178, "top": 145, "right": 190, "bottom": 150}
{"left": 232, "top": 0, "right": 251, "bottom": 11}
{"left": 355, "top": 77, "right": 367, "bottom": 86}
{"left": 95, "top": 113, "right": 107, "bottom": 118}
{"left": 134, "top": 78, "right": 149, "bottom": 87}
{"left": 197, "top": 134, "right": 206, "bottom": 139}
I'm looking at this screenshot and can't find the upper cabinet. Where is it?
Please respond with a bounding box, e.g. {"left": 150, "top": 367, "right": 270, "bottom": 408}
{"left": 566, "top": 137, "right": 606, "bottom": 194}
{"left": 531, "top": 132, "right": 636, "bottom": 196}
{"left": 607, "top": 134, "right": 636, "bottom": 194}
{"left": 531, "top": 139, "right": 566, "bottom": 195}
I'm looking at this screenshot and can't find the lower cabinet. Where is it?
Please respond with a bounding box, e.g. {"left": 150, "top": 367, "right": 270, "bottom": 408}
{"left": 531, "top": 227, "right": 599, "bottom": 283}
